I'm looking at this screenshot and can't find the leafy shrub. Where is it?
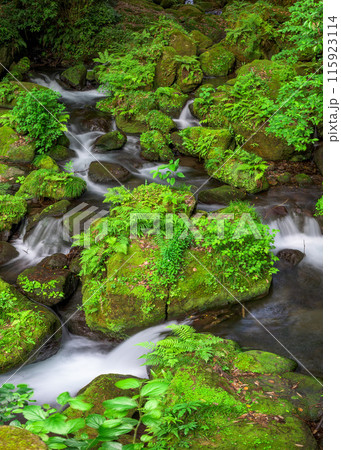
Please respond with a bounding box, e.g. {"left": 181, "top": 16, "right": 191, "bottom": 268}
{"left": 0, "top": 194, "right": 27, "bottom": 231}
{"left": 7, "top": 89, "right": 69, "bottom": 154}
{"left": 315, "top": 195, "right": 323, "bottom": 216}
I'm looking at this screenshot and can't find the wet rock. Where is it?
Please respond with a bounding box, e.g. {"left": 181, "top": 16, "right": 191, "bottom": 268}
{"left": 200, "top": 43, "right": 235, "bottom": 76}
{"left": 198, "top": 185, "right": 246, "bottom": 204}
{"left": 80, "top": 111, "right": 112, "bottom": 132}
{"left": 0, "top": 163, "right": 25, "bottom": 182}
{"left": 295, "top": 173, "right": 313, "bottom": 185}
{"left": 17, "top": 264, "right": 78, "bottom": 307}
{"left": 154, "top": 46, "right": 178, "bottom": 88}
{"left": 0, "top": 426, "right": 47, "bottom": 449}
{"left": 39, "top": 253, "right": 68, "bottom": 270}
{"left": 33, "top": 154, "right": 59, "bottom": 172}
{"left": 146, "top": 110, "right": 177, "bottom": 134}
{"left": 140, "top": 130, "right": 174, "bottom": 161}
{"left": 57, "top": 133, "right": 70, "bottom": 148}
{"left": 60, "top": 64, "right": 87, "bottom": 90}
{"left": 0, "top": 277, "right": 61, "bottom": 373}
{"left": 93, "top": 130, "right": 127, "bottom": 152}
{"left": 266, "top": 205, "right": 288, "bottom": 220}
{"left": 0, "top": 126, "right": 35, "bottom": 163}
{"left": 156, "top": 87, "right": 188, "bottom": 117}
{"left": 277, "top": 249, "right": 305, "bottom": 266}
{"left": 88, "top": 162, "right": 130, "bottom": 183}
{"left": 277, "top": 172, "right": 291, "bottom": 184}
{"left": 115, "top": 113, "right": 148, "bottom": 134}
{"left": 169, "top": 29, "right": 197, "bottom": 56}
{"left": 0, "top": 241, "right": 19, "bottom": 265}
{"left": 48, "top": 144, "right": 73, "bottom": 161}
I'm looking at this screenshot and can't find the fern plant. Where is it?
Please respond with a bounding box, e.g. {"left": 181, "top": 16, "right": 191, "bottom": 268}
{"left": 139, "top": 325, "right": 224, "bottom": 368}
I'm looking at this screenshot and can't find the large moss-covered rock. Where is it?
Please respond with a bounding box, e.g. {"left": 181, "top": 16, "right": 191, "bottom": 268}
{"left": 200, "top": 43, "right": 235, "bottom": 76}
{"left": 146, "top": 110, "right": 176, "bottom": 134}
{"left": 33, "top": 154, "right": 59, "bottom": 172}
{"left": 156, "top": 87, "right": 188, "bottom": 117}
{"left": 234, "top": 350, "right": 297, "bottom": 374}
{"left": 176, "top": 63, "right": 203, "bottom": 93}
{"left": 0, "top": 194, "right": 27, "bottom": 232}
{"left": 88, "top": 162, "right": 130, "bottom": 183}
{"left": 140, "top": 130, "right": 174, "bottom": 161}
{"left": 93, "top": 131, "right": 127, "bottom": 152}
{"left": 48, "top": 144, "right": 71, "bottom": 161}
{"left": 116, "top": 113, "right": 148, "bottom": 134}
{"left": 17, "top": 169, "right": 86, "bottom": 200}
{"left": 27, "top": 200, "right": 71, "bottom": 233}
{"left": 17, "top": 262, "right": 78, "bottom": 307}
{"left": 0, "top": 277, "right": 61, "bottom": 373}
{"left": 0, "top": 126, "right": 35, "bottom": 163}
{"left": 155, "top": 46, "right": 178, "bottom": 88}
{"left": 60, "top": 64, "right": 87, "bottom": 89}
{"left": 174, "top": 127, "right": 234, "bottom": 157}
{"left": 169, "top": 29, "right": 197, "bottom": 56}
{"left": 190, "top": 29, "right": 213, "bottom": 54}
{"left": 198, "top": 185, "right": 246, "bottom": 204}
{"left": 0, "top": 426, "right": 47, "bottom": 449}
{"left": 236, "top": 60, "right": 296, "bottom": 99}
{"left": 0, "top": 163, "right": 25, "bottom": 182}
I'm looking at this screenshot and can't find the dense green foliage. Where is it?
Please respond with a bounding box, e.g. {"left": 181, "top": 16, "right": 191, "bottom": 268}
{"left": 315, "top": 195, "right": 323, "bottom": 216}
{"left": 3, "top": 89, "right": 69, "bottom": 153}
{"left": 0, "top": 194, "right": 27, "bottom": 231}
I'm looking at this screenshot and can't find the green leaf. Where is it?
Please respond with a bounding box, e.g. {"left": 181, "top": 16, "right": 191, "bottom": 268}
{"left": 99, "top": 443, "right": 123, "bottom": 450}
{"left": 115, "top": 378, "right": 142, "bottom": 390}
{"left": 140, "top": 381, "right": 169, "bottom": 398}
{"left": 22, "top": 405, "right": 47, "bottom": 421}
{"left": 86, "top": 414, "right": 105, "bottom": 429}
{"left": 68, "top": 396, "right": 93, "bottom": 411}
{"left": 102, "top": 397, "right": 138, "bottom": 411}
{"left": 65, "top": 418, "right": 85, "bottom": 434}
{"left": 44, "top": 413, "right": 68, "bottom": 434}
{"left": 56, "top": 392, "right": 71, "bottom": 406}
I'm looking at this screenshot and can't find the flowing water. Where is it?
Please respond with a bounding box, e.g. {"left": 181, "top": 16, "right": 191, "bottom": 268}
{"left": 0, "top": 70, "right": 323, "bottom": 402}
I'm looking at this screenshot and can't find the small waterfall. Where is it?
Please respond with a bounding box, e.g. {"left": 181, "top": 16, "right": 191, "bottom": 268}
{"left": 269, "top": 213, "right": 322, "bottom": 269}
{"left": 0, "top": 322, "right": 176, "bottom": 405}
{"left": 185, "top": 0, "right": 194, "bottom": 4}
{"left": 174, "top": 100, "right": 200, "bottom": 129}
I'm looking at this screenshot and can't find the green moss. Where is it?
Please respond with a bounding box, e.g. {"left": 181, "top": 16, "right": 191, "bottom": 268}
{"left": 0, "top": 82, "right": 50, "bottom": 108}
{"left": 277, "top": 172, "right": 291, "bottom": 183}
{"left": 0, "top": 426, "right": 47, "bottom": 449}
{"left": 17, "top": 169, "right": 86, "bottom": 200}
{"left": 140, "top": 130, "right": 174, "bottom": 161}
{"left": 198, "top": 185, "right": 246, "bottom": 205}
{"left": 146, "top": 110, "right": 176, "bottom": 134}
{"left": 33, "top": 200, "right": 71, "bottom": 223}
{"left": 116, "top": 113, "right": 148, "bottom": 134}
{"left": 8, "top": 57, "right": 30, "bottom": 81}
{"left": 0, "top": 194, "right": 27, "bottom": 231}
{"left": 234, "top": 350, "right": 297, "bottom": 374}
{"left": 169, "top": 29, "right": 197, "bottom": 56}
{"left": 0, "top": 163, "right": 24, "bottom": 181}
{"left": 0, "top": 277, "right": 60, "bottom": 373}
{"left": 60, "top": 64, "right": 87, "bottom": 89}
{"left": 199, "top": 43, "right": 235, "bottom": 77}
{"left": 154, "top": 46, "right": 178, "bottom": 88}
{"left": 0, "top": 125, "right": 35, "bottom": 163}
{"left": 190, "top": 29, "right": 213, "bottom": 54}
{"left": 176, "top": 64, "right": 203, "bottom": 93}
{"left": 94, "top": 130, "right": 127, "bottom": 151}
{"left": 48, "top": 144, "right": 70, "bottom": 161}
{"left": 156, "top": 87, "right": 188, "bottom": 117}
{"left": 33, "top": 154, "right": 59, "bottom": 172}
{"left": 295, "top": 173, "right": 313, "bottom": 185}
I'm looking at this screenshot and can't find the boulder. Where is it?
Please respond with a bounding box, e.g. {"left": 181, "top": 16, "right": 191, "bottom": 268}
{"left": 234, "top": 350, "right": 298, "bottom": 374}
{"left": 17, "top": 263, "right": 78, "bottom": 307}
{"left": 0, "top": 277, "right": 61, "bottom": 373}
{"left": 277, "top": 172, "right": 291, "bottom": 184}
{"left": 116, "top": 113, "right": 148, "bottom": 134}
{"left": 88, "top": 161, "right": 130, "bottom": 183}
{"left": 80, "top": 111, "right": 112, "bottom": 132}
{"left": 60, "top": 64, "right": 87, "bottom": 89}
{"left": 169, "top": 29, "right": 197, "bottom": 56}
{"left": 0, "top": 241, "right": 19, "bottom": 265}
{"left": 0, "top": 194, "right": 27, "bottom": 233}
{"left": 57, "top": 133, "right": 71, "bottom": 148}
{"left": 200, "top": 43, "right": 235, "bottom": 76}
{"left": 33, "top": 154, "right": 59, "bottom": 172}
{"left": 17, "top": 169, "right": 86, "bottom": 200}
{"left": 0, "top": 163, "right": 25, "bottom": 182}
{"left": 198, "top": 185, "right": 246, "bottom": 204}
{"left": 295, "top": 173, "right": 313, "bottom": 185}
{"left": 0, "top": 126, "right": 35, "bottom": 163}
{"left": 48, "top": 144, "right": 72, "bottom": 161}
{"left": 93, "top": 130, "right": 127, "bottom": 152}
{"left": 154, "top": 46, "right": 178, "bottom": 88}
{"left": 176, "top": 63, "right": 203, "bottom": 93}
{"left": 146, "top": 110, "right": 177, "bottom": 134}
{"left": 156, "top": 87, "right": 188, "bottom": 117}
{"left": 0, "top": 426, "right": 47, "bottom": 449}
{"left": 277, "top": 248, "right": 305, "bottom": 266}
{"left": 39, "top": 253, "right": 68, "bottom": 270}
{"left": 27, "top": 200, "right": 71, "bottom": 233}
{"left": 190, "top": 29, "right": 213, "bottom": 54}
{"left": 140, "top": 130, "right": 174, "bottom": 161}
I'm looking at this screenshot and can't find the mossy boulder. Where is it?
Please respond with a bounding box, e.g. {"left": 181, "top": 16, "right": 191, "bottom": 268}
{"left": 93, "top": 131, "right": 127, "bottom": 152}
{"left": 198, "top": 185, "right": 246, "bottom": 204}
{"left": 232, "top": 123, "right": 295, "bottom": 161}
{"left": 200, "top": 43, "right": 235, "bottom": 76}
{"left": 146, "top": 110, "right": 176, "bottom": 134}
{"left": 174, "top": 127, "right": 234, "bottom": 157}
{"left": 0, "top": 126, "right": 35, "bottom": 163}
{"left": 277, "top": 172, "right": 291, "bottom": 184}
{"left": 295, "top": 173, "right": 313, "bottom": 185}
{"left": 33, "top": 154, "right": 59, "bottom": 172}
{"left": 176, "top": 64, "right": 203, "bottom": 93}
{"left": 27, "top": 200, "right": 71, "bottom": 232}
{"left": 17, "top": 169, "right": 86, "bottom": 200}
{"left": 17, "top": 263, "right": 78, "bottom": 307}
{"left": 60, "top": 64, "right": 87, "bottom": 89}
{"left": 140, "top": 130, "right": 174, "bottom": 161}
{"left": 236, "top": 60, "right": 296, "bottom": 99}
{"left": 9, "top": 57, "right": 31, "bottom": 81}
{"left": 0, "top": 426, "right": 47, "bottom": 449}
{"left": 234, "top": 350, "right": 297, "bottom": 374}
{"left": 169, "top": 29, "right": 197, "bottom": 56}
{"left": 156, "top": 87, "right": 188, "bottom": 117}
{"left": 154, "top": 46, "right": 178, "bottom": 88}
{"left": 190, "top": 29, "right": 213, "bottom": 54}
{"left": 88, "top": 162, "right": 130, "bottom": 183}
{"left": 57, "top": 133, "right": 70, "bottom": 148}
{"left": 116, "top": 113, "right": 148, "bottom": 134}
{"left": 0, "top": 277, "right": 61, "bottom": 373}
{"left": 0, "top": 194, "right": 27, "bottom": 232}
{"left": 48, "top": 144, "right": 71, "bottom": 161}
{"left": 0, "top": 163, "right": 25, "bottom": 182}
{"left": 0, "top": 241, "right": 19, "bottom": 265}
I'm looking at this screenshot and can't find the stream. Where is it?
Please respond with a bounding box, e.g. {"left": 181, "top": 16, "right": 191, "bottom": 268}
{"left": 0, "top": 70, "right": 322, "bottom": 404}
